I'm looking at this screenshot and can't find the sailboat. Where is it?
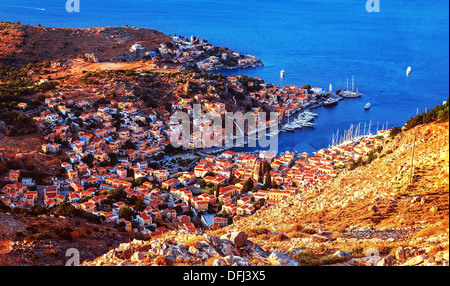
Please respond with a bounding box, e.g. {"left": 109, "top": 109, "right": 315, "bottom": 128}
{"left": 406, "top": 66, "right": 412, "bottom": 76}
{"left": 340, "top": 75, "right": 362, "bottom": 98}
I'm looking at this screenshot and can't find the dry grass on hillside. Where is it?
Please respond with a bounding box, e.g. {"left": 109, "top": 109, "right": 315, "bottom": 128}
{"left": 210, "top": 122, "right": 449, "bottom": 262}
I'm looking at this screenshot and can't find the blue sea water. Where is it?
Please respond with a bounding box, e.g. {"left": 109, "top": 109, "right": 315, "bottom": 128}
{"left": 1, "top": 0, "right": 448, "bottom": 154}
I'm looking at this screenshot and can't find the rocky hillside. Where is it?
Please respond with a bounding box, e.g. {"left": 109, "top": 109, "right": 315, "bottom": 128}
{"left": 0, "top": 21, "right": 171, "bottom": 66}
{"left": 212, "top": 121, "right": 449, "bottom": 266}
{"left": 0, "top": 212, "right": 131, "bottom": 266}
{"left": 82, "top": 230, "right": 302, "bottom": 266}
{"left": 85, "top": 121, "right": 449, "bottom": 266}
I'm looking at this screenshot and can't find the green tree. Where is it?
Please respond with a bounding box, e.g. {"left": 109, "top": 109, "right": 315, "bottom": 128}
{"left": 228, "top": 170, "right": 236, "bottom": 184}
{"left": 389, "top": 126, "right": 402, "bottom": 138}
{"left": 119, "top": 206, "right": 134, "bottom": 220}
{"left": 204, "top": 171, "right": 215, "bottom": 177}
{"left": 214, "top": 183, "right": 221, "bottom": 198}
{"left": 124, "top": 140, "right": 136, "bottom": 150}
{"left": 254, "top": 198, "right": 265, "bottom": 210}
{"left": 54, "top": 226, "right": 73, "bottom": 240}
{"left": 134, "top": 176, "right": 149, "bottom": 186}
{"left": 262, "top": 161, "right": 272, "bottom": 175}
{"left": 164, "top": 144, "right": 183, "bottom": 154}
{"left": 81, "top": 154, "right": 94, "bottom": 168}
{"left": 127, "top": 167, "right": 135, "bottom": 178}
{"left": 263, "top": 172, "right": 272, "bottom": 188}
{"left": 30, "top": 205, "right": 48, "bottom": 216}
{"left": 199, "top": 179, "right": 207, "bottom": 188}
{"left": 55, "top": 202, "right": 76, "bottom": 217}
{"left": 107, "top": 189, "right": 127, "bottom": 202}
{"left": 134, "top": 198, "right": 146, "bottom": 212}
{"left": 242, "top": 178, "right": 254, "bottom": 194}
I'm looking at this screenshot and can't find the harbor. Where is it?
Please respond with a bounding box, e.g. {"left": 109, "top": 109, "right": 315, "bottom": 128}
{"left": 278, "top": 93, "right": 343, "bottom": 133}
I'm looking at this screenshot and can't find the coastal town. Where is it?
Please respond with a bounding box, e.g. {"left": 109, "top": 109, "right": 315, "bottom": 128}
{"left": 0, "top": 58, "right": 389, "bottom": 239}
{"left": 0, "top": 20, "right": 448, "bottom": 269}
{"left": 127, "top": 34, "right": 263, "bottom": 72}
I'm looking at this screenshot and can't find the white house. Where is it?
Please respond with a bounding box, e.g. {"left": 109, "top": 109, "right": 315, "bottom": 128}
{"left": 137, "top": 212, "right": 152, "bottom": 227}
{"left": 21, "top": 178, "right": 35, "bottom": 187}
{"left": 130, "top": 43, "right": 145, "bottom": 53}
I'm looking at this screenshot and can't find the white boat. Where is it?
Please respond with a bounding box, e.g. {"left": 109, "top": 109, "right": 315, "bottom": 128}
{"left": 364, "top": 102, "right": 371, "bottom": 110}
{"left": 297, "top": 112, "right": 317, "bottom": 122}
{"left": 324, "top": 97, "right": 339, "bottom": 107}
{"left": 290, "top": 122, "right": 303, "bottom": 129}
{"left": 340, "top": 89, "right": 361, "bottom": 98}
{"left": 406, "top": 66, "right": 412, "bottom": 76}
{"left": 303, "top": 111, "right": 318, "bottom": 117}
{"left": 302, "top": 122, "right": 316, "bottom": 128}
{"left": 339, "top": 76, "right": 362, "bottom": 98}
{"left": 280, "top": 70, "right": 285, "bottom": 78}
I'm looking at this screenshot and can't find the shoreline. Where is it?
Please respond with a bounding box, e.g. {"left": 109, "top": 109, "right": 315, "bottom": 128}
{"left": 184, "top": 95, "right": 349, "bottom": 159}
{"left": 203, "top": 62, "right": 264, "bottom": 72}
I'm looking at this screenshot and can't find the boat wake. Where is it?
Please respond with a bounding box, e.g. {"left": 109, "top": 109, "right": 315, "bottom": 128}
{"left": 0, "top": 5, "right": 46, "bottom": 11}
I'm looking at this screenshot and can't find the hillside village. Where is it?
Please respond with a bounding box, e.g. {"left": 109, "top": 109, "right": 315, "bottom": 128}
{"left": 0, "top": 24, "right": 388, "bottom": 239}
{"left": 1, "top": 22, "right": 448, "bottom": 267}
{"left": 0, "top": 76, "right": 390, "bottom": 239}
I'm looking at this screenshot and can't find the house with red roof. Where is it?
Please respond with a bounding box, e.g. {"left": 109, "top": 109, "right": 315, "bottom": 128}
{"left": 222, "top": 203, "right": 237, "bottom": 215}
{"left": 79, "top": 202, "right": 96, "bottom": 213}
{"left": 191, "top": 197, "right": 209, "bottom": 211}
{"left": 69, "top": 192, "right": 80, "bottom": 203}
{"left": 162, "top": 178, "right": 179, "bottom": 190}
{"left": 213, "top": 217, "right": 228, "bottom": 228}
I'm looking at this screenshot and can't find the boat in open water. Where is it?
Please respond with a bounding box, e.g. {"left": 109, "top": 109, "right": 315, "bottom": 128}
{"left": 406, "top": 66, "right": 412, "bottom": 76}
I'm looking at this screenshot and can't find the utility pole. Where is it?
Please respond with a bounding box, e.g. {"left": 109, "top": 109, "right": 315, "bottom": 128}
{"left": 409, "top": 132, "right": 417, "bottom": 185}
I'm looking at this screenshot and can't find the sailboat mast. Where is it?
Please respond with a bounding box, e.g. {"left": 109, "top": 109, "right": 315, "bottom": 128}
{"left": 352, "top": 75, "right": 354, "bottom": 92}
{"left": 350, "top": 124, "right": 353, "bottom": 141}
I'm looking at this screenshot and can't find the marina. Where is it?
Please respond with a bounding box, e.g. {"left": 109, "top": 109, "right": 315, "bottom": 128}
{"left": 280, "top": 108, "right": 319, "bottom": 132}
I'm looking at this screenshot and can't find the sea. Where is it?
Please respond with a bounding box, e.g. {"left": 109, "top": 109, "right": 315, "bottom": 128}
{"left": 1, "top": 0, "right": 448, "bottom": 154}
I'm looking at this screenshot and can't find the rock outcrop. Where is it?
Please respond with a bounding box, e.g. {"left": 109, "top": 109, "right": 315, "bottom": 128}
{"left": 82, "top": 230, "right": 298, "bottom": 266}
